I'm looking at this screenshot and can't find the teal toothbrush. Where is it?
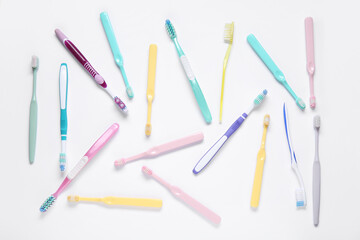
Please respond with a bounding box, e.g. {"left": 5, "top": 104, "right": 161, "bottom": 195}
{"left": 29, "top": 56, "right": 39, "bottom": 164}
{"left": 247, "top": 34, "right": 306, "bottom": 110}
{"left": 100, "top": 12, "right": 133, "bottom": 98}
{"left": 59, "top": 63, "right": 68, "bottom": 172}
{"left": 165, "top": 19, "right": 212, "bottom": 123}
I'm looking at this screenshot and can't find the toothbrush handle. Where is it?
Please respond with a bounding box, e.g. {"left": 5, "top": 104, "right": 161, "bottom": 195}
{"left": 29, "top": 101, "right": 37, "bottom": 164}
{"left": 313, "top": 161, "right": 321, "bottom": 226}
{"left": 250, "top": 149, "right": 265, "bottom": 208}
{"left": 103, "top": 197, "right": 162, "bottom": 208}
{"left": 305, "top": 17, "right": 315, "bottom": 75}
{"left": 224, "top": 113, "right": 247, "bottom": 137}
{"left": 59, "top": 64, "right": 68, "bottom": 137}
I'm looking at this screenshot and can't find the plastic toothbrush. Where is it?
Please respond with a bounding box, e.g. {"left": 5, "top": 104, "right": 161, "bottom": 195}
{"left": 313, "top": 115, "right": 321, "bottom": 226}
{"left": 145, "top": 44, "right": 157, "bottom": 136}
{"left": 142, "top": 166, "right": 221, "bottom": 224}
{"left": 114, "top": 132, "right": 204, "bottom": 167}
{"left": 40, "top": 123, "right": 119, "bottom": 212}
{"left": 165, "top": 19, "right": 212, "bottom": 123}
{"left": 193, "top": 90, "right": 268, "bottom": 174}
{"left": 29, "top": 56, "right": 39, "bottom": 164}
{"left": 55, "top": 29, "right": 127, "bottom": 112}
{"left": 59, "top": 63, "right": 68, "bottom": 172}
{"left": 305, "top": 17, "right": 316, "bottom": 109}
{"left": 247, "top": 34, "right": 306, "bottom": 110}
{"left": 100, "top": 12, "right": 133, "bottom": 99}
{"left": 250, "top": 114, "right": 270, "bottom": 208}
{"left": 219, "top": 22, "right": 234, "bottom": 123}
{"left": 283, "top": 103, "right": 306, "bottom": 208}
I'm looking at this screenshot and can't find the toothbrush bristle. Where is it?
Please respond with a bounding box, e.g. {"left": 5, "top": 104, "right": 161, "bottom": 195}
{"left": 296, "top": 98, "right": 306, "bottom": 110}
{"left": 224, "top": 22, "right": 234, "bottom": 44}
{"left": 314, "top": 115, "right": 321, "bottom": 129}
{"left": 40, "top": 195, "right": 56, "bottom": 212}
{"left": 67, "top": 195, "right": 79, "bottom": 202}
{"left": 253, "top": 89, "right": 268, "bottom": 106}
{"left": 145, "top": 124, "right": 152, "bottom": 136}
{"left": 295, "top": 189, "right": 306, "bottom": 208}
{"left": 165, "top": 19, "right": 177, "bottom": 39}
{"left": 142, "top": 166, "right": 153, "bottom": 176}
{"left": 32, "top": 56, "right": 39, "bottom": 69}
{"left": 263, "top": 114, "right": 270, "bottom": 126}
{"left": 59, "top": 153, "right": 66, "bottom": 172}
{"left": 114, "top": 158, "right": 126, "bottom": 166}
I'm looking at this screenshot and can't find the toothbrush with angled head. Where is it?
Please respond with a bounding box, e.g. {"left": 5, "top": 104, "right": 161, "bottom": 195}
{"left": 29, "top": 56, "right": 39, "bottom": 164}
{"left": 305, "top": 17, "right": 316, "bottom": 109}
{"left": 145, "top": 44, "right": 157, "bottom": 136}
{"left": 313, "top": 115, "right": 321, "bottom": 226}
{"left": 247, "top": 34, "right": 306, "bottom": 110}
{"left": 55, "top": 29, "right": 127, "bottom": 112}
{"left": 193, "top": 90, "right": 268, "bottom": 174}
{"left": 100, "top": 12, "right": 133, "bottom": 99}
{"left": 165, "top": 19, "right": 212, "bottom": 123}
{"left": 40, "top": 123, "right": 119, "bottom": 212}
{"left": 59, "top": 63, "right": 68, "bottom": 172}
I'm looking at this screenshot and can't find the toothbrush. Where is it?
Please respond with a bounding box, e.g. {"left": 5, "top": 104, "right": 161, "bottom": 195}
{"left": 283, "top": 103, "right": 306, "bottom": 208}
{"left": 219, "top": 22, "right": 234, "bottom": 123}
{"left": 40, "top": 123, "right": 119, "bottom": 212}
{"left": 55, "top": 29, "right": 127, "bottom": 112}
{"left": 165, "top": 19, "right": 212, "bottom": 123}
{"left": 313, "top": 115, "right": 321, "bottom": 226}
{"left": 142, "top": 166, "right": 221, "bottom": 224}
{"left": 250, "top": 114, "right": 270, "bottom": 208}
{"left": 100, "top": 12, "right": 133, "bottom": 99}
{"left": 247, "top": 34, "right": 306, "bottom": 110}
{"left": 305, "top": 17, "right": 316, "bottom": 109}
{"left": 59, "top": 63, "right": 68, "bottom": 172}
{"left": 145, "top": 44, "right": 157, "bottom": 136}
{"left": 114, "top": 132, "right": 204, "bottom": 166}
{"left": 193, "top": 90, "right": 268, "bottom": 174}
{"left": 29, "top": 56, "right": 39, "bottom": 164}
{"left": 68, "top": 195, "right": 162, "bottom": 208}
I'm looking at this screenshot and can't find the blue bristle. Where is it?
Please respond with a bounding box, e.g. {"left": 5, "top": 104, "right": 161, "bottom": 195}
{"left": 60, "top": 165, "right": 65, "bottom": 171}
{"left": 40, "top": 196, "right": 56, "bottom": 212}
{"left": 296, "top": 201, "right": 305, "bottom": 207}
{"left": 165, "top": 19, "right": 177, "bottom": 39}
{"left": 263, "top": 89, "right": 268, "bottom": 95}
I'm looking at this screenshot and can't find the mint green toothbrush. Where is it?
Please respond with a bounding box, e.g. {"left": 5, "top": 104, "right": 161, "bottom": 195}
{"left": 165, "top": 19, "right": 212, "bottom": 123}
{"left": 29, "top": 56, "right": 39, "bottom": 164}
{"left": 247, "top": 34, "right": 306, "bottom": 110}
{"left": 100, "top": 12, "right": 133, "bottom": 98}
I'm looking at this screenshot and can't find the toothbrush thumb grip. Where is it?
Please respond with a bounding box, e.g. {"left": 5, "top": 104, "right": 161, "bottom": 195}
{"left": 189, "top": 80, "right": 212, "bottom": 123}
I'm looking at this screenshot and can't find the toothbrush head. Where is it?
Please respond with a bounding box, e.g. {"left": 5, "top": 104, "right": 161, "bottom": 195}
{"left": 142, "top": 166, "right": 153, "bottom": 176}
{"left": 165, "top": 19, "right": 177, "bottom": 39}
{"left": 295, "top": 188, "right": 306, "bottom": 208}
{"left": 314, "top": 115, "right": 320, "bottom": 129}
{"left": 40, "top": 195, "right": 56, "bottom": 212}
{"left": 32, "top": 56, "right": 39, "bottom": 70}
{"left": 67, "top": 195, "right": 80, "bottom": 202}
{"left": 263, "top": 114, "right": 270, "bottom": 126}
{"left": 59, "top": 153, "right": 66, "bottom": 172}
{"left": 145, "top": 123, "right": 152, "bottom": 136}
{"left": 224, "top": 22, "right": 234, "bottom": 44}
{"left": 254, "top": 89, "right": 268, "bottom": 106}
{"left": 114, "top": 158, "right": 126, "bottom": 166}
{"left": 296, "top": 98, "right": 306, "bottom": 110}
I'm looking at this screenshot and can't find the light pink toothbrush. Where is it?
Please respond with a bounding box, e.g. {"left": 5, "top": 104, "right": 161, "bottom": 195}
{"left": 142, "top": 166, "right": 221, "bottom": 224}
{"left": 305, "top": 17, "right": 316, "bottom": 109}
{"left": 114, "top": 132, "right": 204, "bottom": 166}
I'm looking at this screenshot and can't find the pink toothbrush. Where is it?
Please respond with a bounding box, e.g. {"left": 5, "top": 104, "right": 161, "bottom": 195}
{"left": 40, "top": 123, "right": 119, "bottom": 212}
{"left": 142, "top": 166, "right": 221, "bottom": 224}
{"left": 114, "top": 132, "right": 204, "bottom": 166}
{"left": 305, "top": 17, "right": 316, "bottom": 109}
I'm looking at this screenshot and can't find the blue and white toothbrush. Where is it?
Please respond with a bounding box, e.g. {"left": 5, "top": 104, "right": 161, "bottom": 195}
{"left": 193, "top": 90, "right": 267, "bottom": 174}
{"left": 59, "top": 63, "right": 68, "bottom": 172}
{"left": 283, "top": 103, "right": 306, "bottom": 208}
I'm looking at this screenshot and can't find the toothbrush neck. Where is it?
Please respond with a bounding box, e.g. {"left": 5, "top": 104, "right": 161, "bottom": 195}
{"left": 315, "top": 131, "right": 319, "bottom": 160}
{"left": 173, "top": 38, "right": 184, "bottom": 56}
{"left": 32, "top": 70, "right": 37, "bottom": 99}
{"left": 261, "top": 126, "right": 268, "bottom": 148}
{"left": 282, "top": 81, "right": 298, "bottom": 100}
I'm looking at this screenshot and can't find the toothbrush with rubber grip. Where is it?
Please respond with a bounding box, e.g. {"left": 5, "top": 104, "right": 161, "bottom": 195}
{"left": 59, "top": 63, "right": 68, "bottom": 172}
{"left": 305, "top": 17, "right": 316, "bottom": 108}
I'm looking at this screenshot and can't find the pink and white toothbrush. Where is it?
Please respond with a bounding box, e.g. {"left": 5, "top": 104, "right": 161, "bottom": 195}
{"left": 114, "top": 132, "right": 204, "bottom": 166}
{"left": 142, "top": 166, "right": 221, "bottom": 224}
{"left": 305, "top": 17, "right": 316, "bottom": 109}
{"left": 40, "top": 123, "right": 119, "bottom": 212}
{"left": 55, "top": 29, "right": 127, "bottom": 112}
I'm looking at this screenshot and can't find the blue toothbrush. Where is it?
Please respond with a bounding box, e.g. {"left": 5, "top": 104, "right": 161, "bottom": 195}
{"left": 59, "top": 63, "right": 68, "bottom": 172}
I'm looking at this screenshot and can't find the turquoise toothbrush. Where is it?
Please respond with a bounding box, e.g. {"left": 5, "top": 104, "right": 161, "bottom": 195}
{"left": 165, "top": 19, "right": 212, "bottom": 123}
{"left": 100, "top": 12, "right": 133, "bottom": 99}
{"left": 59, "top": 63, "right": 68, "bottom": 172}
{"left": 29, "top": 56, "right": 39, "bottom": 164}
{"left": 247, "top": 34, "right": 306, "bottom": 110}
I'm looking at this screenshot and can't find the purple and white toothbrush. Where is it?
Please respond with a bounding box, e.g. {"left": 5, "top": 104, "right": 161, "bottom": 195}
{"left": 193, "top": 90, "right": 268, "bottom": 174}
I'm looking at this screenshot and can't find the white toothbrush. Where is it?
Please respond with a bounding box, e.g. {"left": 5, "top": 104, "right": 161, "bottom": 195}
{"left": 313, "top": 115, "right": 321, "bottom": 226}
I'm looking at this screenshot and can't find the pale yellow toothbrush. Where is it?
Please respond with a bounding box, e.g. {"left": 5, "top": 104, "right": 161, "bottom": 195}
{"left": 145, "top": 44, "right": 157, "bottom": 136}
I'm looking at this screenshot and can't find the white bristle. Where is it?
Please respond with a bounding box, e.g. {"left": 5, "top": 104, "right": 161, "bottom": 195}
{"left": 314, "top": 115, "right": 320, "bottom": 128}
{"left": 32, "top": 56, "right": 39, "bottom": 69}
{"left": 224, "top": 23, "right": 234, "bottom": 44}
{"left": 142, "top": 166, "right": 152, "bottom": 175}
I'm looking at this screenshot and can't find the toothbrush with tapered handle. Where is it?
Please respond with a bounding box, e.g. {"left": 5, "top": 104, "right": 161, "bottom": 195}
{"left": 114, "top": 132, "right": 204, "bottom": 166}
{"left": 59, "top": 63, "right": 68, "bottom": 172}
{"left": 305, "top": 17, "right": 316, "bottom": 109}
{"left": 193, "top": 90, "right": 267, "bottom": 174}
{"left": 165, "top": 19, "right": 212, "bottom": 123}
{"left": 313, "top": 115, "right": 321, "bottom": 226}
{"left": 142, "top": 166, "right": 221, "bottom": 224}
{"left": 68, "top": 195, "right": 162, "bottom": 208}
{"left": 247, "top": 34, "right": 306, "bottom": 110}
{"left": 100, "top": 12, "right": 133, "bottom": 98}
{"left": 40, "top": 123, "right": 119, "bottom": 212}
{"left": 250, "top": 114, "right": 270, "bottom": 208}
{"left": 145, "top": 44, "right": 157, "bottom": 136}
{"left": 29, "top": 56, "right": 39, "bottom": 164}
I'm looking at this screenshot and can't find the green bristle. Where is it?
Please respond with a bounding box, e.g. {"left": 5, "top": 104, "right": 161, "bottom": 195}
{"left": 40, "top": 196, "right": 56, "bottom": 212}
{"left": 165, "top": 19, "right": 177, "bottom": 39}
{"left": 254, "top": 89, "right": 268, "bottom": 105}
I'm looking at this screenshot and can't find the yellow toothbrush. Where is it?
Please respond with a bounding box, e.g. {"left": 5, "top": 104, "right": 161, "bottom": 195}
{"left": 145, "top": 44, "right": 158, "bottom": 136}
{"left": 250, "top": 114, "right": 270, "bottom": 208}
{"left": 219, "top": 22, "right": 234, "bottom": 123}
{"left": 68, "top": 195, "right": 162, "bottom": 208}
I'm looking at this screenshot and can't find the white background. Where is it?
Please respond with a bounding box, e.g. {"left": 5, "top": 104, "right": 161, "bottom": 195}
{"left": 0, "top": 0, "right": 359, "bottom": 239}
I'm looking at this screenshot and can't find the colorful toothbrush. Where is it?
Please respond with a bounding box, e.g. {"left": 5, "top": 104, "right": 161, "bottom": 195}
{"left": 100, "top": 12, "right": 133, "bottom": 99}
{"left": 59, "top": 63, "right": 68, "bottom": 172}
{"left": 219, "top": 22, "right": 234, "bottom": 123}
{"left": 250, "top": 114, "right": 270, "bottom": 208}
{"left": 115, "top": 132, "right": 204, "bottom": 166}
{"left": 305, "top": 17, "right": 316, "bottom": 109}
{"left": 145, "top": 44, "right": 157, "bottom": 136}
{"left": 29, "top": 56, "right": 39, "bottom": 164}
{"left": 247, "top": 34, "right": 306, "bottom": 110}
{"left": 142, "top": 166, "right": 221, "bottom": 224}
{"left": 68, "top": 195, "right": 162, "bottom": 208}
{"left": 193, "top": 90, "right": 268, "bottom": 174}
{"left": 283, "top": 103, "right": 306, "bottom": 208}
{"left": 40, "top": 123, "right": 119, "bottom": 212}
{"left": 313, "top": 115, "right": 321, "bottom": 226}
{"left": 55, "top": 29, "right": 127, "bottom": 112}
{"left": 165, "top": 19, "right": 212, "bottom": 123}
